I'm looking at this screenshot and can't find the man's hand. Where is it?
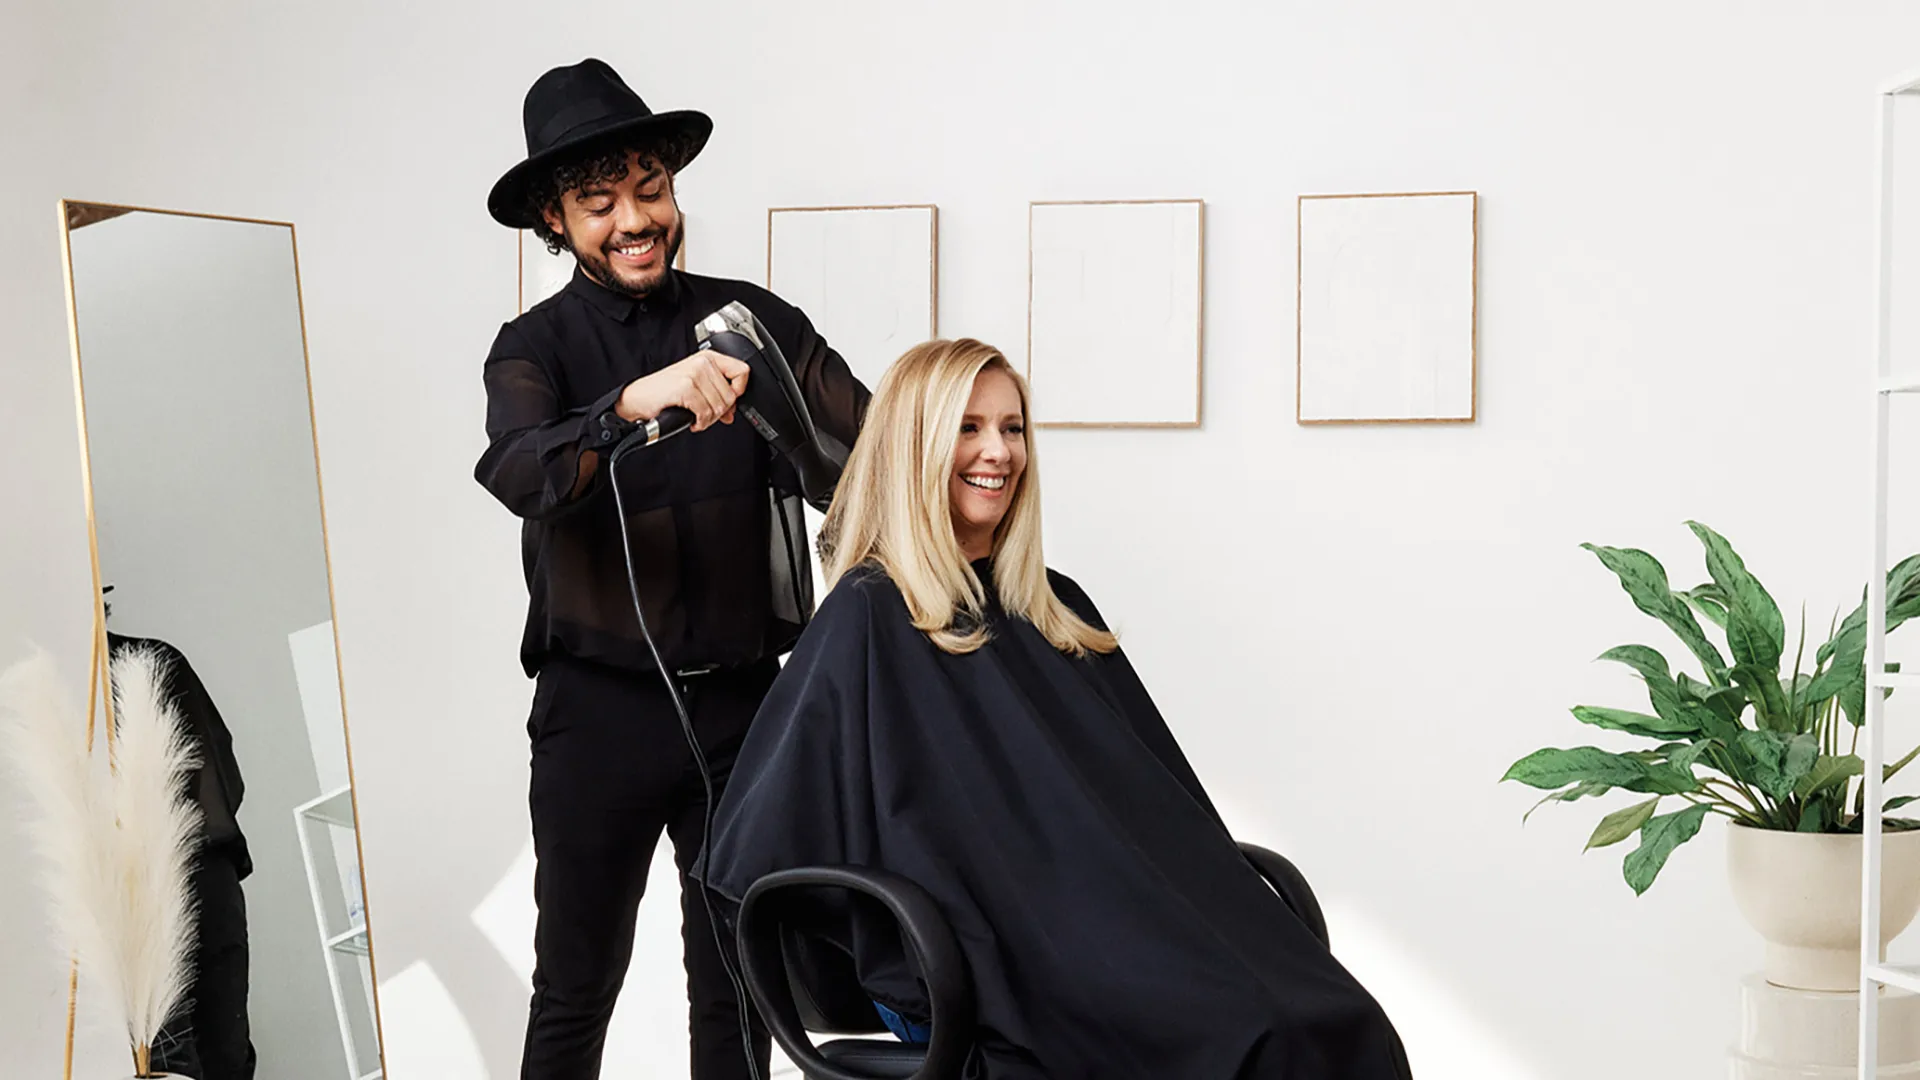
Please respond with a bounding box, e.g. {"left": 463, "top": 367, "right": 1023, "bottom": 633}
{"left": 615, "top": 352, "right": 751, "bottom": 432}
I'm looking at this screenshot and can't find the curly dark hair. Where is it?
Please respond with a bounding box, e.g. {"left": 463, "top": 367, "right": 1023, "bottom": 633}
{"left": 520, "top": 130, "right": 698, "bottom": 255}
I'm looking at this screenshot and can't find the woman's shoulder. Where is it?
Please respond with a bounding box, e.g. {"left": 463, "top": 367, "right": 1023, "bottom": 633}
{"left": 1042, "top": 567, "right": 1106, "bottom": 629}
{"left": 816, "top": 563, "right": 909, "bottom": 623}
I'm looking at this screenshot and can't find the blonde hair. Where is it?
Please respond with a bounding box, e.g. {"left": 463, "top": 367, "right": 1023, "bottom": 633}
{"left": 819, "top": 339, "right": 1118, "bottom": 657}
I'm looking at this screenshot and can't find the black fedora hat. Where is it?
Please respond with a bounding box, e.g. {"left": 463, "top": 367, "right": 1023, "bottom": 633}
{"left": 488, "top": 58, "right": 712, "bottom": 229}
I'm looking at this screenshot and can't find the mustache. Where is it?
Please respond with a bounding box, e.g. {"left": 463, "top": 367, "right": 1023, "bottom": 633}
{"left": 605, "top": 227, "right": 669, "bottom": 249}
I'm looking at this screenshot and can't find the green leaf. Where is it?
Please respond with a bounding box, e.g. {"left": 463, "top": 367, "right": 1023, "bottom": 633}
{"left": 1582, "top": 543, "right": 1729, "bottom": 683}
{"left": 1740, "top": 730, "right": 1792, "bottom": 800}
{"left": 1842, "top": 673, "right": 1869, "bottom": 729}
{"left": 1781, "top": 672, "right": 1812, "bottom": 722}
{"left": 1688, "top": 522, "right": 1786, "bottom": 670}
{"left": 1681, "top": 585, "right": 1731, "bottom": 630}
{"left": 1587, "top": 798, "right": 1662, "bottom": 851}
{"left": 1794, "top": 754, "right": 1865, "bottom": 800}
{"left": 1670, "top": 740, "right": 1720, "bottom": 773}
{"left": 1677, "top": 674, "right": 1753, "bottom": 749}
{"left": 1598, "top": 645, "right": 1671, "bottom": 683}
{"left": 1522, "top": 780, "right": 1613, "bottom": 823}
{"left": 1820, "top": 606, "right": 1862, "bottom": 667}
{"left": 1503, "top": 747, "right": 1700, "bottom": 795}
{"left": 1734, "top": 665, "right": 1794, "bottom": 733}
{"left": 1783, "top": 733, "right": 1821, "bottom": 792}
{"left": 1812, "top": 554, "right": 1920, "bottom": 713}
{"left": 1806, "top": 624, "right": 1864, "bottom": 708}
{"left": 1887, "top": 554, "right": 1920, "bottom": 631}
{"left": 1623, "top": 804, "right": 1713, "bottom": 895}
{"left": 1520, "top": 776, "right": 1612, "bottom": 818}
{"left": 1800, "top": 792, "right": 1835, "bottom": 832}
{"left": 1886, "top": 795, "right": 1920, "bottom": 813}
{"left": 1592, "top": 647, "right": 1721, "bottom": 740}
{"left": 1885, "top": 743, "right": 1920, "bottom": 783}
{"left": 1891, "top": 594, "right": 1920, "bottom": 629}
{"left": 1570, "top": 705, "right": 1698, "bottom": 741}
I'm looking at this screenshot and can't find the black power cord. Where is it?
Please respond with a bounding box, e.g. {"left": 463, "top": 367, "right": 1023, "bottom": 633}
{"left": 608, "top": 424, "right": 765, "bottom": 1080}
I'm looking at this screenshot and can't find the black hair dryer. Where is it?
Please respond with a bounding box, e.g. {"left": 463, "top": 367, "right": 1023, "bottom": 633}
{"left": 616, "top": 301, "right": 846, "bottom": 509}
{"left": 694, "top": 302, "right": 844, "bottom": 508}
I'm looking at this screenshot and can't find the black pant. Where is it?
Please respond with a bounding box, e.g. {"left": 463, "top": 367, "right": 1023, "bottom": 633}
{"left": 151, "top": 848, "right": 256, "bottom": 1080}
{"left": 520, "top": 655, "right": 777, "bottom": 1080}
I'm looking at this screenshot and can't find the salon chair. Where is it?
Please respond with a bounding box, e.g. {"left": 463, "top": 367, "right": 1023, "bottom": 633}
{"left": 735, "top": 841, "right": 1330, "bottom": 1080}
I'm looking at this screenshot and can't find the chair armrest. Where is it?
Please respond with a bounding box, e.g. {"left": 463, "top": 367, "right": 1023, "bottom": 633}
{"left": 1238, "top": 842, "right": 1330, "bottom": 948}
{"left": 738, "top": 866, "right": 975, "bottom": 1080}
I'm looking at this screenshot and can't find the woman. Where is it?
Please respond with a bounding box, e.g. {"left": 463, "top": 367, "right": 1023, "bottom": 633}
{"left": 702, "top": 340, "right": 1411, "bottom": 1079}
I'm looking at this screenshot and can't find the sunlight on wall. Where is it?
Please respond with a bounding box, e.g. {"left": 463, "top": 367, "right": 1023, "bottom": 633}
{"left": 465, "top": 834, "right": 803, "bottom": 1075}
{"left": 1323, "top": 902, "right": 1542, "bottom": 1080}
{"left": 379, "top": 960, "right": 488, "bottom": 1080}
{"left": 1209, "top": 795, "right": 1540, "bottom": 1080}
{"left": 450, "top": 801, "right": 1517, "bottom": 1078}
{"left": 469, "top": 837, "right": 537, "bottom": 984}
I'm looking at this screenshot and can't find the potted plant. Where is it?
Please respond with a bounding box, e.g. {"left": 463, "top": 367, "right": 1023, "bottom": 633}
{"left": 1504, "top": 521, "right": 1920, "bottom": 991}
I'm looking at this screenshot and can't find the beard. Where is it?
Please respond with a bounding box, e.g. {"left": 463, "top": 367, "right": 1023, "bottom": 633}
{"left": 566, "top": 216, "right": 683, "bottom": 298}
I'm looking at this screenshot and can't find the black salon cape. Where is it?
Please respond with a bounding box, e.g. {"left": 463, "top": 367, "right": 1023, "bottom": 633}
{"left": 700, "top": 563, "right": 1411, "bottom": 1079}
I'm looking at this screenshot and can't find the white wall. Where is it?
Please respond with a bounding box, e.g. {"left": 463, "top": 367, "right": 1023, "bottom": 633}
{"left": 0, "top": 2, "right": 127, "bottom": 1077}
{"left": 10, "top": 3, "right": 1920, "bottom": 1078}
{"left": 69, "top": 208, "right": 352, "bottom": 1080}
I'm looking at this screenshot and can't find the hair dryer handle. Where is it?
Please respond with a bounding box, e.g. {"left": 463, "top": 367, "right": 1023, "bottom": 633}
{"left": 612, "top": 405, "right": 695, "bottom": 462}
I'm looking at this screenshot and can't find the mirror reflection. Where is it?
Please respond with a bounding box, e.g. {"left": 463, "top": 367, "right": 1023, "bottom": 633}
{"left": 64, "top": 201, "right": 384, "bottom": 1080}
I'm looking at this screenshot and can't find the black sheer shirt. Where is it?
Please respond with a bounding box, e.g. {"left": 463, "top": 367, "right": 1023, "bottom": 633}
{"left": 476, "top": 268, "right": 870, "bottom": 678}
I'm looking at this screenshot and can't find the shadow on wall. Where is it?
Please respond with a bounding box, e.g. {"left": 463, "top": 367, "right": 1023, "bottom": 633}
{"left": 377, "top": 835, "right": 803, "bottom": 1077}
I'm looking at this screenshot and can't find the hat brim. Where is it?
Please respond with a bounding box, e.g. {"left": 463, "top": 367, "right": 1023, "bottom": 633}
{"left": 488, "top": 109, "right": 712, "bottom": 229}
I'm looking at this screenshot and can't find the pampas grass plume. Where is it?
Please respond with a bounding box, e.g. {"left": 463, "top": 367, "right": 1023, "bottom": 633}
{"left": 0, "top": 644, "right": 204, "bottom": 1073}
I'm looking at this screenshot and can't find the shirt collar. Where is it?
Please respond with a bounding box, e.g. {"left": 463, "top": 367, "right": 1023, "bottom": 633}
{"left": 567, "top": 264, "right": 683, "bottom": 323}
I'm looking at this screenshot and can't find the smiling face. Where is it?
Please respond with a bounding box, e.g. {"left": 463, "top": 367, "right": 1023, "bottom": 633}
{"left": 948, "top": 366, "right": 1029, "bottom": 562}
{"left": 541, "top": 149, "right": 683, "bottom": 297}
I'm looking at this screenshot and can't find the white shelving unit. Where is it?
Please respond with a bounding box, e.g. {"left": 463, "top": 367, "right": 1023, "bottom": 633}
{"left": 295, "top": 784, "right": 383, "bottom": 1080}
{"left": 1861, "top": 66, "right": 1920, "bottom": 1080}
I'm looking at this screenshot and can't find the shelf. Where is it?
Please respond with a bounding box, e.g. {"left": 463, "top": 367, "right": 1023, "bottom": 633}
{"left": 1885, "top": 68, "right": 1920, "bottom": 96}
{"left": 1877, "top": 375, "right": 1920, "bottom": 394}
{"left": 296, "top": 785, "right": 356, "bottom": 830}
{"left": 1869, "top": 963, "right": 1920, "bottom": 995}
{"left": 358, "top": 1071, "right": 383, "bottom": 1080}
{"left": 1871, "top": 672, "right": 1920, "bottom": 691}
{"left": 327, "top": 924, "right": 370, "bottom": 957}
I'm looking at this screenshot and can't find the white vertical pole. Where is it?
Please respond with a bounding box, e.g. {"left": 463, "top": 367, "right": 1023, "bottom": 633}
{"left": 1863, "top": 86, "right": 1899, "bottom": 1080}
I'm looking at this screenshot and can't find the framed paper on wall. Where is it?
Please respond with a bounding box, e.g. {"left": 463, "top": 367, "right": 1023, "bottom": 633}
{"left": 766, "top": 204, "right": 937, "bottom": 388}
{"left": 1296, "top": 191, "right": 1478, "bottom": 425}
{"left": 1026, "top": 198, "right": 1205, "bottom": 428}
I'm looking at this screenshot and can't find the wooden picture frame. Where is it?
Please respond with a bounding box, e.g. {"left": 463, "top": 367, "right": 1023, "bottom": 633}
{"left": 766, "top": 204, "right": 938, "bottom": 388}
{"left": 1026, "top": 199, "right": 1206, "bottom": 429}
{"left": 1296, "top": 191, "right": 1479, "bottom": 425}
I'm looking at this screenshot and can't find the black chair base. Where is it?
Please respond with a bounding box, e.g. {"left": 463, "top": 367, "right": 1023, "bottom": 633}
{"left": 818, "top": 1039, "right": 928, "bottom": 1079}
{"left": 741, "top": 840, "right": 1327, "bottom": 1079}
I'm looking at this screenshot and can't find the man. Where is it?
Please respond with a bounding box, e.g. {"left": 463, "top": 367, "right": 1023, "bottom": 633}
{"left": 476, "top": 58, "right": 870, "bottom": 1080}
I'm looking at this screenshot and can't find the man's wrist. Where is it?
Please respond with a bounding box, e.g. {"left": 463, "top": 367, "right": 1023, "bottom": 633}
{"left": 613, "top": 377, "right": 657, "bottom": 422}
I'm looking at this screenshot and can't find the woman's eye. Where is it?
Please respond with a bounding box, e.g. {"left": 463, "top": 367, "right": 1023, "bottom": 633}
{"left": 1006, "top": 424, "right": 1025, "bottom": 436}
{"left": 960, "top": 422, "right": 979, "bottom": 434}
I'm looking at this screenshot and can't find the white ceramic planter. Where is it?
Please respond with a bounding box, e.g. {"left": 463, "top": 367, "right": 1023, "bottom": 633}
{"left": 1727, "top": 822, "right": 1920, "bottom": 991}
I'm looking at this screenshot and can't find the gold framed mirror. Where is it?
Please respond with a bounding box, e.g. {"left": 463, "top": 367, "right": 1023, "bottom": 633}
{"left": 58, "top": 199, "right": 386, "bottom": 1080}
